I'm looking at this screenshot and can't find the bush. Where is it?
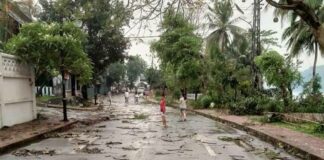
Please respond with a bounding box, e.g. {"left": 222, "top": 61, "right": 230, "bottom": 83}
{"left": 297, "top": 94, "right": 324, "bottom": 113}
{"left": 313, "top": 124, "right": 324, "bottom": 133}
{"left": 228, "top": 102, "right": 246, "bottom": 115}
{"left": 229, "top": 97, "right": 264, "bottom": 115}
{"left": 172, "top": 90, "right": 181, "bottom": 99}
{"left": 189, "top": 100, "right": 203, "bottom": 109}
{"left": 266, "top": 113, "right": 284, "bottom": 122}
{"left": 199, "top": 95, "right": 213, "bottom": 108}
{"left": 258, "top": 97, "right": 283, "bottom": 112}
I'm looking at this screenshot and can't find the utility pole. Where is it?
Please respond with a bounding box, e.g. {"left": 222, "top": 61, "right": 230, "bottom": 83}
{"left": 251, "top": 0, "right": 262, "bottom": 90}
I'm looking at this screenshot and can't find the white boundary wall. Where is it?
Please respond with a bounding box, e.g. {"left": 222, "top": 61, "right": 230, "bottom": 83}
{"left": 0, "top": 53, "right": 36, "bottom": 128}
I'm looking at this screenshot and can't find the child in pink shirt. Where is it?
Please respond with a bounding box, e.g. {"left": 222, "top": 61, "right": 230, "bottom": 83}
{"left": 160, "top": 95, "right": 167, "bottom": 128}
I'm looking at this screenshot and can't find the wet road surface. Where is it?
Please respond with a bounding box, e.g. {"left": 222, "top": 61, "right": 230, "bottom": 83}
{"left": 0, "top": 95, "right": 300, "bottom": 160}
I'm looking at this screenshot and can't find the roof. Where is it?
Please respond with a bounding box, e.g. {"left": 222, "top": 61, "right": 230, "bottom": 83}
{"left": 6, "top": 1, "right": 33, "bottom": 24}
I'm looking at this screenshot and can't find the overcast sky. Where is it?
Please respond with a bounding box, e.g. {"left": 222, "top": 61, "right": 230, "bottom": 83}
{"left": 125, "top": 0, "right": 324, "bottom": 72}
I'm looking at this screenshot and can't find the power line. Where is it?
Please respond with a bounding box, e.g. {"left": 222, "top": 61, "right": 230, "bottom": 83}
{"left": 125, "top": 35, "right": 161, "bottom": 38}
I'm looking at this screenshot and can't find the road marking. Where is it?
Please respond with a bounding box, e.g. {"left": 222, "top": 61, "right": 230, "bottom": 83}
{"left": 79, "top": 136, "right": 99, "bottom": 150}
{"left": 195, "top": 134, "right": 216, "bottom": 157}
{"left": 203, "top": 143, "right": 216, "bottom": 157}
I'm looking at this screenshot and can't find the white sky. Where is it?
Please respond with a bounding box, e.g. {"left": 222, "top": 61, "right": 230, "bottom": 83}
{"left": 125, "top": 0, "right": 324, "bottom": 71}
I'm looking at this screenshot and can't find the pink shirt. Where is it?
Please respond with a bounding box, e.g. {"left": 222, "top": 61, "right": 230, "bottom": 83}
{"left": 160, "top": 98, "right": 166, "bottom": 113}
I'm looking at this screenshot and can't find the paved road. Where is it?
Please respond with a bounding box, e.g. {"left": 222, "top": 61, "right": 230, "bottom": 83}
{"left": 0, "top": 95, "right": 300, "bottom": 160}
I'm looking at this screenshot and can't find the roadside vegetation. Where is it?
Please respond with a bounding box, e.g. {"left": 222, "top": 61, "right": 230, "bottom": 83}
{"left": 149, "top": 0, "right": 324, "bottom": 137}
{"left": 0, "top": 0, "right": 323, "bottom": 135}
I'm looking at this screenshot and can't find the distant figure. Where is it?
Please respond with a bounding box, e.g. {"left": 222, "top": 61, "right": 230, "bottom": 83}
{"left": 135, "top": 92, "right": 139, "bottom": 104}
{"left": 160, "top": 95, "right": 167, "bottom": 128}
{"left": 107, "top": 91, "right": 112, "bottom": 105}
{"left": 125, "top": 89, "right": 129, "bottom": 103}
{"left": 179, "top": 95, "right": 187, "bottom": 121}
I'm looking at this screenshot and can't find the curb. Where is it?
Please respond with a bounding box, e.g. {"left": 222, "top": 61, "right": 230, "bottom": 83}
{"left": 37, "top": 103, "right": 99, "bottom": 111}
{"left": 0, "top": 120, "right": 78, "bottom": 155}
{"left": 192, "top": 111, "right": 322, "bottom": 160}
{"left": 147, "top": 99, "right": 323, "bottom": 160}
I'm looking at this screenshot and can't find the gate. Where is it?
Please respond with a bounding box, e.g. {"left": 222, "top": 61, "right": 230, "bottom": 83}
{"left": 0, "top": 53, "right": 36, "bottom": 128}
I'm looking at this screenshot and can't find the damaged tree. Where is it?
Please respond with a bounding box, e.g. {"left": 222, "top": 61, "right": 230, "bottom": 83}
{"left": 265, "top": 0, "right": 324, "bottom": 51}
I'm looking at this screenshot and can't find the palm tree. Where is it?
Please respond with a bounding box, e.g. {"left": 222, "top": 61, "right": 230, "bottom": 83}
{"left": 205, "top": 0, "right": 245, "bottom": 54}
{"left": 282, "top": 0, "right": 323, "bottom": 79}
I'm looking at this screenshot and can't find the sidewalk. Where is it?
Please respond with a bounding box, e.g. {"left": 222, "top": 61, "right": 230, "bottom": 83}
{"left": 194, "top": 109, "right": 324, "bottom": 160}
{"left": 0, "top": 104, "right": 111, "bottom": 155}
{"left": 37, "top": 102, "right": 101, "bottom": 111}
{"left": 0, "top": 118, "right": 77, "bottom": 154}
{"left": 147, "top": 98, "right": 324, "bottom": 160}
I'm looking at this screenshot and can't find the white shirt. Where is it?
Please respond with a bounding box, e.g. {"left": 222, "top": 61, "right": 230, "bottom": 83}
{"left": 179, "top": 97, "right": 187, "bottom": 109}
{"left": 125, "top": 92, "right": 129, "bottom": 98}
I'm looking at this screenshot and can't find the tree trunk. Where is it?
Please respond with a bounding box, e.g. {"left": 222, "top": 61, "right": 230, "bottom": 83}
{"left": 313, "top": 42, "right": 318, "bottom": 78}
{"left": 316, "top": 25, "right": 324, "bottom": 52}
{"left": 281, "top": 85, "right": 289, "bottom": 112}
{"left": 288, "top": 85, "right": 293, "bottom": 100}
{"left": 81, "top": 85, "right": 88, "bottom": 100}
{"left": 264, "top": 1, "right": 324, "bottom": 51}
{"left": 71, "top": 75, "right": 76, "bottom": 96}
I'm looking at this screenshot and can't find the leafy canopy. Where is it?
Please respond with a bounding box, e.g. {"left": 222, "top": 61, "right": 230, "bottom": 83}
{"left": 255, "top": 51, "right": 300, "bottom": 88}
{"left": 106, "top": 62, "right": 126, "bottom": 85}
{"left": 145, "top": 68, "right": 163, "bottom": 88}
{"left": 126, "top": 56, "right": 147, "bottom": 88}
{"left": 151, "top": 9, "right": 203, "bottom": 92}
{"left": 5, "top": 22, "right": 92, "bottom": 84}
{"left": 38, "top": 0, "right": 131, "bottom": 79}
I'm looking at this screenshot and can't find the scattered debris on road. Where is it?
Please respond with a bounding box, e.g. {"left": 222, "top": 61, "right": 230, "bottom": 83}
{"left": 12, "top": 149, "right": 56, "bottom": 157}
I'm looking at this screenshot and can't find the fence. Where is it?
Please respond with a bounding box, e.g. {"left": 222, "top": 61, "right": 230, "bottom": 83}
{"left": 0, "top": 53, "right": 36, "bottom": 128}
{"left": 35, "top": 86, "right": 54, "bottom": 96}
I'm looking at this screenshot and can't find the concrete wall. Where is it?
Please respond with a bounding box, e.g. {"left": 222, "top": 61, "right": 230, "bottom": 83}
{"left": 0, "top": 53, "right": 36, "bottom": 128}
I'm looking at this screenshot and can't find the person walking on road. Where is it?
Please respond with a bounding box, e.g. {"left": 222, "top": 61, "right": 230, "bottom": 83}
{"left": 107, "top": 91, "right": 112, "bottom": 105}
{"left": 160, "top": 95, "right": 167, "bottom": 128}
{"left": 134, "top": 91, "right": 139, "bottom": 104}
{"left": 179, "top": 94, "right": 187, "bottom": 121}
{"left": 125, "top": 89, "right": 129, "bottom": 103}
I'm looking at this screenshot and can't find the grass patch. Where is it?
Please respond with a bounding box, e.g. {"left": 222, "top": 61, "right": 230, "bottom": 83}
{"left": 249, "top": 116, "right": 324, "bottom": 139}
{"left": 273, "top": 122, "right": 324, "bottom": 139}
{"left": 37, "top": 96, "right": 59, "bottom": 103}
{"left": 133, "top": 113, "right": 149, "bottom": 120}
{"left": 249, "top": 116, "right": 268, "bottom": 124}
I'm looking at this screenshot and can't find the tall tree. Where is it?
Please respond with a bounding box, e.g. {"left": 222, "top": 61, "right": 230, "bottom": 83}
{"left": 145, "top": 68, "right": 163, "bottom": 89}
{"left": 265, "top": 0, "right": 324, "bottom": 51}
{"left": 126, "top": 56, "right": 147, "bottom": 89}
{"left": 205, "top": 0, "right": 245, "bottom": 54}
{"left": 38, "top": 0, "right": 131, "bottom": 80}
{"left": 106, "top": 62, "right": 126, "bottom": 86}
{"left": 281, "top": 0, "right": 323, "bottom": 80}
{"left": 151, "top": 9, "right": 203, "bottom": 97}
{"left": 5, "top": 22, "right": 93, "bottom": 84}
{"left": 255, "top": 50, "right": 301, "bottom": 111}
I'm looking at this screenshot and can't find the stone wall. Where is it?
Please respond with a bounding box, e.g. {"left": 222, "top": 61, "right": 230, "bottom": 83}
{"left": 283, "top": 113, "right": 324, "bottom": 123}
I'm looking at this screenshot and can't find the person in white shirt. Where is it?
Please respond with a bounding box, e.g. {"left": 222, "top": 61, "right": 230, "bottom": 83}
{"left": 179, "top": 95, "right": 187, "bottom": 121}
{"left": 107, "top": 91, "right": 112, "bottom": 105}
{"left": 125, "top": 89, "right": 129, "bottom": 103}
{"left": 134, "top": 91, "right": 139, "bottom": 104}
